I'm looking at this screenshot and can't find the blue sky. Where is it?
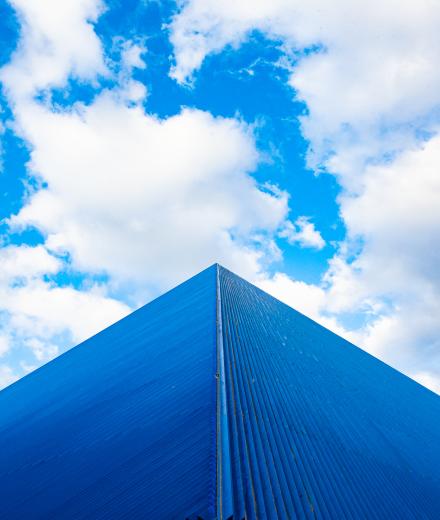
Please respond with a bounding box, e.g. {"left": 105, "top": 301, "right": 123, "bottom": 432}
{"left": 0, "top": 0, "right": 439, "bottom": 393}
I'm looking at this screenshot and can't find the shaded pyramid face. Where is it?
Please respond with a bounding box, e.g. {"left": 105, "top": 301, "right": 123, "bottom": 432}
{"left": 0, "top": 265, "right": 439, "bottom": 519}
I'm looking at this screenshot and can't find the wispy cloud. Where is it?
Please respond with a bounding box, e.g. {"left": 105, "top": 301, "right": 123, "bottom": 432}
{"left": 279, "top": 216, "right": 325, "bottom": 250}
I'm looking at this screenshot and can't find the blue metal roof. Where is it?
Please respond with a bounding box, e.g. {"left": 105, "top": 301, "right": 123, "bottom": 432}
{"left": 0, "top": 264, "right": 439, "bottom": 519}
{"left": 217, "top": 266, "right": 440, "bottom": 519}
{"left": 0, "top": 265, "right": 218, "bottom": 519}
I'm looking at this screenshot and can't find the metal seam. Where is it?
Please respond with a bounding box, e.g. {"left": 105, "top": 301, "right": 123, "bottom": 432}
{"left": 216, "top": 264, "right": 233, "bottom": 519}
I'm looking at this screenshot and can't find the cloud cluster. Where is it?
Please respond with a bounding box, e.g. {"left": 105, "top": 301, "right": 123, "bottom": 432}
{"left": 1, "top": 0, "right": 439, "bottom": 395}
{"left": 170, "top": 0, "right": 440, "bottom": 391}
{"left": 171, "top": 1, "right": 440, "bottom": 180}
{"left": 9, "top": 98, "right": 287, "bottom": 289}
{"left": 0, "top": 245, "right": 129, "bottom": 388}
{"left": 336, "top": 135, "right": 440, "bottom": 376}
{"left": 0, "top": 365, "right": 16, "bottom": 390}
{"left": 0, "top": 0, "right": 290, "bottom": 385}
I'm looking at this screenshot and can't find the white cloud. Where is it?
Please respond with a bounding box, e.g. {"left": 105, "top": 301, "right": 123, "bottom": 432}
{"left": 0, "top": 245, "right": 130, "bottom": 371}
{"left": 0, "top": 244, "right": 60, "bottom": 282}
{"left": 114, "top": 39, "right": 148, "bottom": 103}
{"left": 1, "top": 0, "right": 106, "bottom": 101}
{"left": 9, "top": 98, "right": 288, "bottom": 289}
{"left": 24, "top": 338, "right": 58, "bottom": 362}
{"left": 341, "top": 134, "right": 440, "bottom": 296}
{"left": 0, "top": 244, "right": 129, "bottom": 345}
{"left": 257, "top": 271, "right": 326, "bottom": 321}
{"left": 0, "top": 336, "right": 9, "bottom": 357}
{"left": 1, "top": 278, "right": 130, "bottom": 345}
{"left": 120, "top": 40, "right": 146, "bottom": 71}
{"left": 0, "top": 364, "right": 17, "bottom": 390}
{"left": 279, "top": 216, "right": 325, "bottom": 250}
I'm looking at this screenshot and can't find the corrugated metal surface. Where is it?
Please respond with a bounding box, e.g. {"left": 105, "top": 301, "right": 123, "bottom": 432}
{"left": 1, "top": 264, "right": 439, "bottom": 519}
{"left": 218, "top": 265, "right": 440, "bottom": 519}
{"left": 0, "top": 265, "right": 218, "bottom": 520}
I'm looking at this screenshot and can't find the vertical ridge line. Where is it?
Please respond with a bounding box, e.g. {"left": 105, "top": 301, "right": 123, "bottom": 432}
{"left": 216, "top": 264, "right": 233, "bottom": 519}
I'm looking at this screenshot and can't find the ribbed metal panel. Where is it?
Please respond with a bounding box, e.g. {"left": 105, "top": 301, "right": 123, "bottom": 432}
{"left": 0, "top": 266, "right": 218, "bottom": 520}
{"left": 1, "top": 264, "right": 439, "bottom": 519}
{"left": 218, "top": 265, "right": 440, "bottom": 519}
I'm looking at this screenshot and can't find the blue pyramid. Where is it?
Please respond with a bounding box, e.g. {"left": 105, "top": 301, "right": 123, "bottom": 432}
{"left": 0, "top": 264, "right": 439, "bottom": 519}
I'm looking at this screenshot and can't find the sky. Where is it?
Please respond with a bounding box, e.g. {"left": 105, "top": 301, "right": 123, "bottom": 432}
{"left": 0, "top": 0, "right": 439, "bottom": 394}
